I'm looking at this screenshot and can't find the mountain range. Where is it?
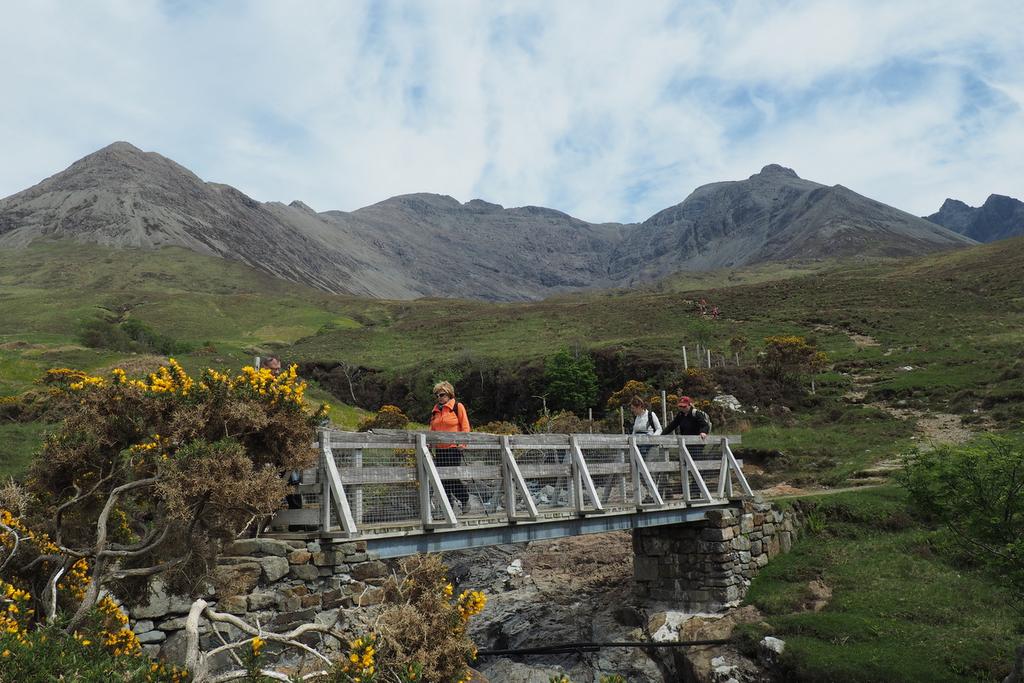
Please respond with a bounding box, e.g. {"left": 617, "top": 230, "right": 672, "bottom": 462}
{"left": 0, "top": 142, "right": 974, "bottom": 301}
{"left": 925, "top": 194, "right": 1024, "bottom": 243}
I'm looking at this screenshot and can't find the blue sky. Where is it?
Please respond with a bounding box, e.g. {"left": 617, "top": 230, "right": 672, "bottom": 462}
{"left": 2, "top": 0, "right": 1023, "bottom": 223}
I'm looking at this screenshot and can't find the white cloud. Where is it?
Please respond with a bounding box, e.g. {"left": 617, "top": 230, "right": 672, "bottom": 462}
{"left": 1, "top": 0, "right": 1022, "bottom": 221}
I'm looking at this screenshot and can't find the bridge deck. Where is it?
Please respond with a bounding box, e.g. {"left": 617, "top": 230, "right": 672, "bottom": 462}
{"left": 267, "top": 430, "right": 751, "bottom": 555}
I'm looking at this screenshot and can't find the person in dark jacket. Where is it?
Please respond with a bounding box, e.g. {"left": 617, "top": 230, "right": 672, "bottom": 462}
{"left": 661, "top": 395, "right": 710, "bottom": 438}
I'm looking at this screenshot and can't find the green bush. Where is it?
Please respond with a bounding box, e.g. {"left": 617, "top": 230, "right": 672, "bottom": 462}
{"left": 79, "top": 318, "right": 193, "bottom": 356}
{"left": 544, "top": 347, "right": 598, "bottom": 414}
{"left": 899, "top": 435, "right": 1024, "bottom": 599}
{"left": 0, "top": 623, "right": 187, "bottom": 682}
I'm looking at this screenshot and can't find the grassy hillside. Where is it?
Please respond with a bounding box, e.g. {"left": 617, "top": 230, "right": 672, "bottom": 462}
{"left": 740, "top": 486, "right": 1019, "bottom": 682}
{"left": 0, "top": 242, "right": 373, "bottom": 472}
{"left": 1, "top": 238, "right": 1022, "bottom": 483}
{"left": 290, "top": 236, "right": 1023, "bottom": 379}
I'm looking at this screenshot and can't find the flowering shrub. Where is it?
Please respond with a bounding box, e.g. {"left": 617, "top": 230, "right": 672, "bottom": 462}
{"left": 371, "top": 554, "right": 486, "bottom": 683}
{"left": 357, "top": 404, "right": 410, "bottom": 432}
{"left": 673, "top": 367, "right": 716, "bottom": 398}
{"left": 475, "top": 421, "right": 522, "bottom": 435}
{"left": 0, "top": 515, "right": 185, "bottom": 681}
{"left": 605, "top": 380, "right": 655, "bottom": 410}
{"left": 2, "top": 361, "right": 328, "bottom": 657}
{"left": 532, "top": 411, "right": 595, "bottom": 434}
{"left": 759, "top": 335, "right": 828, "bottom": 383}
{"left": 0, "top": 622, "right": 188, "bottom": 681}
{"left": 29, "top": 361, "right": 327, "bottom": 606}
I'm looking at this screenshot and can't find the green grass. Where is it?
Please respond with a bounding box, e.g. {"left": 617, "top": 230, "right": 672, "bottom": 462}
{"left": 741, "top": 487, "right": 1019, "bottom": 682}
{"left": 0, "top": 421, "right": 50, "bottom": 478}
{"left": 740, "top": 407, "right": 914, "bottom": 486}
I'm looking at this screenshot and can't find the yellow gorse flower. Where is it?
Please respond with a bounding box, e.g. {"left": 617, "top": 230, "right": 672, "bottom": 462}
{"left": 456, "top": 590, "right": 487, "bottom": 621}
{"left": 57, "top": 361, "right": 323, "bottom": 414}
{"left": 342, "top": 632, "right": 377, "bottom": 678}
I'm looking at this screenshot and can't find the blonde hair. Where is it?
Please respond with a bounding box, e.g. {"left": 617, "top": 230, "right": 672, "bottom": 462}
{"left": 629, "top": 395, "right": 646, "bottom": 409}
{"left": 432, "top": 381, "right": 455, "bottom": 398}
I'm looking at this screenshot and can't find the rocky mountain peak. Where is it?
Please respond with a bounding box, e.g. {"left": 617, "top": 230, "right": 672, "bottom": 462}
{"left": 752, "top": 164, "right": 800, "bottom": 180}
{"left": 926, "top": 193, "right": 1024, "bottom": 243}
{"left": 983, "top": 194, "right": 1018, "bottom": 210}
{"left": 938, "top": 198, "right": 971, "bottom": 211}
{"left": 464, "top": 199, "right": 504, "bottom": 212}
{"left": 98, "top": 140, "right": 145, "bottom": 155}
{"left": 289, "top": 200, "right": 318, "bottom": 215}
{"left": 0, "top": 143, "right": 981, "bottom": 300}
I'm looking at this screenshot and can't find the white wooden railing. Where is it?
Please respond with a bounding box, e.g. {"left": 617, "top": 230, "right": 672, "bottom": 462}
{"left": 272, "top": 430, "right": 751, "bottom": 538}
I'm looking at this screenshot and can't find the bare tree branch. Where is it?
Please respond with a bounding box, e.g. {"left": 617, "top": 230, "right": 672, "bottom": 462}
{"left": 185, "top": 599, "right": 344, "bottom": 682}
{"left": 108, "top": 557, "right": 187, "bottom": 580}
{"left": 55, "top": 471, "right": 116, "bottom": 546}
{"left": 44, "top": 565, "right": 66, "bottom": 624}
{"left": 0, "top": 522, "right": 19, "bottom": 572}
{"left": 99, "top": 523, "right": 171, "bottom": 560}
{"left": 95, "top": 477, "right": 159, "bottom": 554}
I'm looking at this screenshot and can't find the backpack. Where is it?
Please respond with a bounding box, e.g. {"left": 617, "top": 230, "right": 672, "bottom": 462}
{"left": 634, "top": 410, "right": 657, "bottom": 434}
{"left": 694, "top": 408, "right": 712, "bottom": 434}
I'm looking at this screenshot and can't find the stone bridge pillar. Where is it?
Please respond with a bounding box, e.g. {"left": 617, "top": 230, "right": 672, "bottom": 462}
{"left": 632, "top": 498, "right": 798, "bottom": 610}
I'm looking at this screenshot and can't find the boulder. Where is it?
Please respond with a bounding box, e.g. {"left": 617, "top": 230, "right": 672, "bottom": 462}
{"left": 713, "top": 394, "right": 743, "bottom": 412}
{"left": 214, "top": 561, "right": 262, "bottom": 595}
{"left": 225, "top": 538, "right": 293, "bottom": 557}
{"left": 479, "top": 658, "right": 567, "bottom": 683}
{"left": 759, "top": 636, "right": 786, "bottom": 665}
{"left": 257, "top": 555, "right": 290, "bottom": 582}
{"left": 137, "top": 629, "right": 167, "bottom": 644}
{"left": 288, "top": 549, "right": 312, "bottom": 565}
{"left": 350, "top": 560, "right": 387, "bottom": 581}
{"left": 131, "top": 580, "right": 171, "bottom": 619}
{"left": 355, "top": 587, "right": 384, "bottom": 606}
{"left": 247, "top": 591, "right": 278, "bottom": 611}
{"left": 289, "top": 564, "right": 319, "bottom": 582}
{"left": 220, "top": 595, "right": 248, "bottom": 614}
{"left": 132, "top": 620, "right": 155, "bottom": 634}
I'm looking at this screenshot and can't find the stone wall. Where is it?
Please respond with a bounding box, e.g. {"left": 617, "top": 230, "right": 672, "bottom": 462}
{"left": 633, "top": 498, "right": 800, "bottom": 610}
{"left": 128, "top": 537, "right": 389, "bottom": 661}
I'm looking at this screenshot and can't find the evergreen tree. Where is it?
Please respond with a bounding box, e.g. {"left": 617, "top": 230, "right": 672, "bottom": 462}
{"left": 543, "top": 347, "right": 598, "bottom": 414}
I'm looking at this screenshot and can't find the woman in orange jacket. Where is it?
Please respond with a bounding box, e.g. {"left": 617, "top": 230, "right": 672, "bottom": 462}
{"left": 429, "top": 381, "right": 471, "bottom": 511}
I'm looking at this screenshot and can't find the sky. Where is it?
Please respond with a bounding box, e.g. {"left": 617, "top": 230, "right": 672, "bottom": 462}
{"left": 1, "top": 0, "right": 1023, "bottom": 223}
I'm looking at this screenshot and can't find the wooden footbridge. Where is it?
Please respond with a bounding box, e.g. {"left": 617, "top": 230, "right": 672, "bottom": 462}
{"left": 271, "top": 429, "right": 752, "bottom": 558}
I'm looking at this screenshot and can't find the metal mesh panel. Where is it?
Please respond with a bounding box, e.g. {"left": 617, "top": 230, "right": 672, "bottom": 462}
{"left": 300, "top": 466, "right": 320, "bottom": 507}
{"left": 651, "top": 446, "right": 684, "bottom": 505}
{"left": 584, "top": 446, "right": 632, "bottom": 510}
{"left": 514, "top": 447, "right": 572, "bottom": 513}
{"left": 334, "top": 447, "right": 420, "bottom": 527}
{"left": 690, "top": 443, "right": 720, "bottom": 500}
{"left": 437, "top": 445, "right": 505, "bottom": 520}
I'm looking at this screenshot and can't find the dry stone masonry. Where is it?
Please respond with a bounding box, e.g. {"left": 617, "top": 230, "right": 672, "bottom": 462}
{"left": 633, "top": 498, "right": 799, "bottom": 609}
{"left": 128, "top": 538, "right": 389, "bottom": 661}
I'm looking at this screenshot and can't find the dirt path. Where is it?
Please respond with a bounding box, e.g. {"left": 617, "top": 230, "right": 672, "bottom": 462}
{"left": 779, "top": 325, "right": 979, "bottom": 497}
{"left": 813, "top": 323, "right": 880, "bottom": 349}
